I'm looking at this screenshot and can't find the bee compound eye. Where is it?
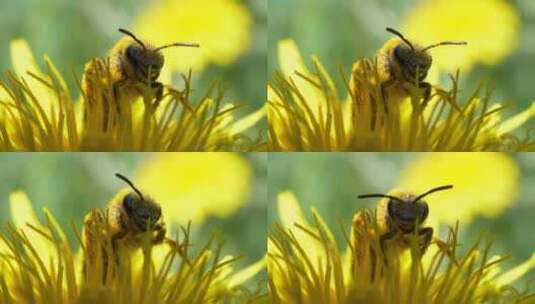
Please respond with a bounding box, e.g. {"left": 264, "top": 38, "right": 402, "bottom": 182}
{"left": 420, "top": 203, "right": 429, "bottom": 220}
{"left": 126, "top": 45, "right": 139, "bottom": 63}
{"left": 123, "top": 195, "right": 133, "bottom": 209}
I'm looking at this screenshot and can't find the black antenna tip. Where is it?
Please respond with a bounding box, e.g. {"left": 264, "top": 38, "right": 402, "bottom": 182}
{"left": 115, "top": 173, "right": 144, "bottom": 199}
{"left": 357, "top": 193, "right": 406, "bottom": 204}
{"left": 412, "top": 184, "right": 454, "bottom": 203}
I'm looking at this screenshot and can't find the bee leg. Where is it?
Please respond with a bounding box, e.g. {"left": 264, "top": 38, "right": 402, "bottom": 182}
{"left": 112, "top": 79, "right": 128, "bottom": 114}
{"left": 152, "top": 226, "right": 166, "bottom": 244}
{"left": 379, "top": 230, "right": 397, "bottom": 265}
{"left": 164, "top": 238, "right": 192, "bottom": 266}
{"left": 417, "top": 227, "right": 433, "bottom": 254}
{"left": 150, "top": 82, "right": 164, "bottom": 110}
{"left": 420, "top": 82, "right": 432, "bottom": 108}
{"left": 110, "top": 230, "right": 128, "bottom": 272}
{"left": 380, "top": 79, "right": 395, "bottom": 114}
{"left": 100, "top": 79, "right": 127, "bottom": 131}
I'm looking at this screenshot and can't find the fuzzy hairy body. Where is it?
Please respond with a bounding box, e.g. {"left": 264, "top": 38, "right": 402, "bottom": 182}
{"left": 377, "top": 38, "right": 433, "bottom": 107}
{"left": 374, "top": 190, "right": 432, "bottom": 252}
{"left": 350, "top": 189, "right": 433, "bottom": 281}
{"left": 81, "top": 37, "right": 163, "bottom": 132}
{"left": 349, "top": 38, "right": 432, "bottom": 130}
{"left": 105, "top": 189, "right": 166, "bottom": 247}
{"left": 82, "top": 188, "right": 166, "bottom": 282}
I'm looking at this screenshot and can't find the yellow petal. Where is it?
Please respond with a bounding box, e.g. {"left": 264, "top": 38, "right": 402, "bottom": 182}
{"left": 11, "top": 39, "right": 42, "bottom": 78}
{"left": 10, "top": 39, "right": 54, "bottom": 118}
{"left": 277, "top": 191, "right": 324, "bottom": 262}
{"left": 278, "top": 39, "right": 308, "bottom": 80}
{"left": 9, "top": 191, "right": 57, "bottom": 264}
{"left": 277, "top": 191, "right": 308, "bottom": 230}
{"left": 10, "top": 191, "right": 42, "bottom": 230}
{"left": 278, "top": 40, "right": 325, "bottom": 120}
{"left": 227, "top": 106, "right": 266, "bottom": 136}
{"left": 227, "top": 256, "right": 266, "bottom": 288}
{"left": 494, "top": 253, "right": 535, "bottom": 287}
{"left": 496, "top": 101, "right": 535, "bottom": 136}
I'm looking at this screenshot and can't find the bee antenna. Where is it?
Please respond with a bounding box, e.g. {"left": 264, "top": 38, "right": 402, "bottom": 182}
{"left": 154, "top": 42, "right": 200, "bottom": 52}
{"left": 412, "top": 185, "right": 453, "bottom": 203}
{"left": 115, "top": 173, "right": 144, "bottom": 200}
{"left": 118, "top": 28, "right": 147, "bottom": 51}
{"left": 422, "top": 41, "right": 467, "bottom": 52}
{"left": 386, "top": 27, "right": 414, "bottom": 51}
{"left": 357, "top": 193, "right": 406, "bottom": 204}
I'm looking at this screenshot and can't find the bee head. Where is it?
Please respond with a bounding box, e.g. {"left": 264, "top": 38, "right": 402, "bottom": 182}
{"left": 393, "top": 43, "right": 432, "bottom": 83}
{"left": 118, "top": 28, "right": 199, "bottom": 84}
{"left": 358, "top": 185, "right": 453, "bottom": 233}
{"left": 386, "top": 27, "right": 466, "bottom": 83}
{"left": 116, "top": 173, "right": 162, "bottom": 232}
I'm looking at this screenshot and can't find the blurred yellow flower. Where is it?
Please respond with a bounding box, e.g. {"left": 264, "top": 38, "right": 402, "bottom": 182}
{"left": 398, "top": 153, "right": 519, "bottom": 224}
{"left": 135, "top": 153, "right": 252, "bottom": 224}
{"left": 402, "top": 0, "right": 519, "bottom": 73}
{"left": 133, "top": 0, "right": 252, "bottom": 73}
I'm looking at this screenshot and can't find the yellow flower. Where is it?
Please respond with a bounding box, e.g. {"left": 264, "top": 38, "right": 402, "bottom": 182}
{"left": 268, "top": 191, "right": 347, "bottom": 303}
{"left": 0, "top": 190, "right": 265, "bottom": 303}
{"left": 402, "top": 0, "right": 520, "bottom": 73}
{"left": 398, "top": 153, "right": 519, "bottom": 224}
{"left": 133, "top": 0, "right": 252, "bottom": 73}
{"left": 268, "top": 39, "right": 535, "bottom": 151}
{"left": 135, "top": 153, "right": 252, "bottom": 224}
{"left": 268, "top": 191, "right": 535, "bottom": 303}
{"left": 0, "top": 40, "right": 264, "bottom": 151}
{"left": 268, "top": 191, "right": 329, "bottom": 267}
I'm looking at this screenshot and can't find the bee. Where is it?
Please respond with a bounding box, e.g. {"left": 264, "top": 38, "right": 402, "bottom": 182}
{"left": 82, "top": 173, "right": 186, "bottom": 282}
{"left": 377, "top": 27, "right": 466, "bottom": 112}
{"left": 82, "top": 28, "right": 199, "bottom": 131}
{"left": 350, "top": 185, "right": 453, "bottom": 279}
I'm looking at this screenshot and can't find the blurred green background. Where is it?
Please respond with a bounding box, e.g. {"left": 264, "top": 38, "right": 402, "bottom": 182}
{"left": 0, "top": 153, "right": 267, "bottom": 279}
{"left": 0, "top": 0, "right": 266, "bottom": 133}
{"left": 269, "top": 0, "right": 535, "bottom": 130}
{"left": 268, "top": 153, "right": 535, "bottom": 286}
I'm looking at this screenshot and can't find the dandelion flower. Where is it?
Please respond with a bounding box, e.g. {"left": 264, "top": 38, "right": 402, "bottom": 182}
{"left": 402, "top": 0, "right": 520, "bottom": 73}
{"left": 0, "top": 40, "right": 264, "bottom": 151}
{"left": 398, "top": 153, "right": 519, "bottom": 225}
{"left": 0, "top": 191, "right": 265, "bottom": 303}
{"left": 135, "top": 153, "right": 253, "bottom": 224}
{"left": 268, "top": 191, "right": 535, "bottom": 303}
{"left": 268, "top": 39, "right": 535, "bottom": 151}
{"left": 133, "top": 0, "right": 252, "bottom": 73}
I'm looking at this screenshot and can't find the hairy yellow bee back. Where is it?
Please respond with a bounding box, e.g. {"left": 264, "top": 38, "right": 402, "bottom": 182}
{"left": 108, "top": 37, "right": 135, "bottom": 57}
{"left": 378, "top": 38, "right": 401, "bottom": 57}
{"left": 107, "top": 188, "right": 132, "bottom": 209}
